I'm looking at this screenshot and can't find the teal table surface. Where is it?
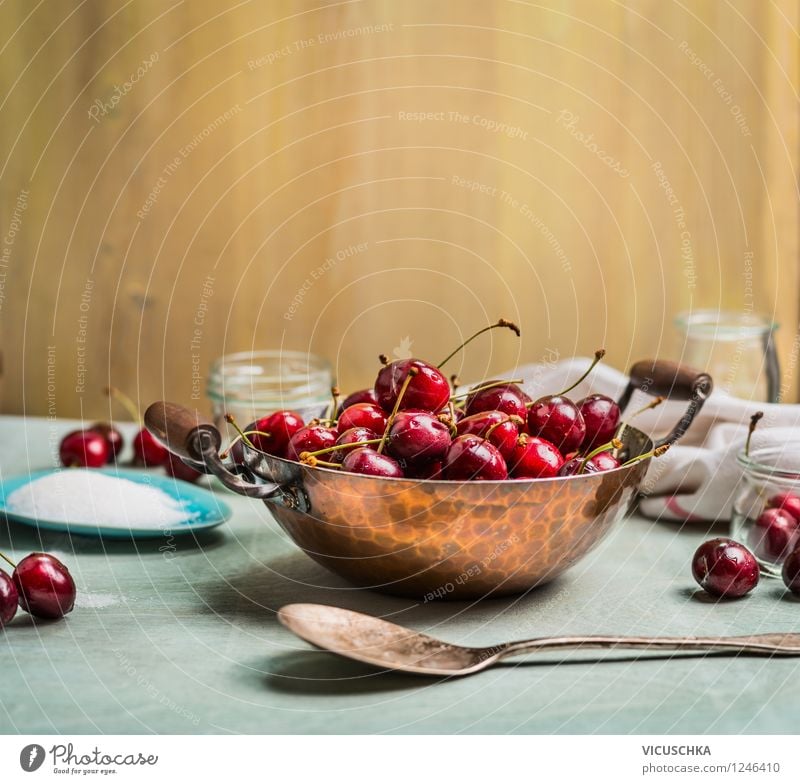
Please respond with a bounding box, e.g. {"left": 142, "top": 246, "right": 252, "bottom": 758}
{"left": 1, "top": 415, "right": 798, "bottom": 735}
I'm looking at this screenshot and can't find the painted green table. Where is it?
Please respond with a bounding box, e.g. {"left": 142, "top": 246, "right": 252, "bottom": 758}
{"left": 1, "top": 415, "right": 798, "bottom": 734}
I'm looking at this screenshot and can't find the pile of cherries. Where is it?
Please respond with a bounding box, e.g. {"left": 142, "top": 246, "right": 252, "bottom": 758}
{"left": 0, "top": 551, "right": 76, "bottom": 627}
{"left": 691, "top": 490, "right": 800, "bottom": 599}
{"left": 59, "top": 387, "right": 200, "bottom": 483}
{"left": 224, "top": 320, "right": 664, "bottom": 481}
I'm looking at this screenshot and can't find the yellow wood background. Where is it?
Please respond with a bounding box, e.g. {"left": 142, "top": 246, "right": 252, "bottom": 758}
{"left": 1, "top": 0, "right": 798, "bottom": 419}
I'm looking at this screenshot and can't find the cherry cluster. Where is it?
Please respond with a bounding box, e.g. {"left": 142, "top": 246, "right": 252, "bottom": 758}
{"left": 0, "top": 551, "right": 76, "bottom": 627}
{"left": 692, "top": 490, "right": 800, "bottom": 599}
{"left": 225, "top": 320, "right": 663, "bottom": 481}
{"left": 58, "top": 388, "right": 201, "bottom": 483}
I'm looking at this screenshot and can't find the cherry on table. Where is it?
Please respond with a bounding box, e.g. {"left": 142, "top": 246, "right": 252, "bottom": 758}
{"left": 375, "top": 358, "right": 451, "bottom": 413}
{"left": 337, "top": 403, "right": 388, "bottom": 435}
{"left": 285, "top": 425, "right": 338, "bottom": 462}
{"left": 13, "top": 553, "right": 76, "bottom": 619}
{"left": 341, "top": 447, "right": 404, "bottom": 478}
{"left": 767, "top": 491, "right": 800, "bottom": 524}
{"left": 59, "top": 430, "right": 109, "bottom": 468}
{"left": 249, "top": 410, "right": 305, "bottom": 456}
{"left": 577, "top": 394, "right": 620, "bottom": 451}
{"left": 748, "top": 507, "right": 799, "bottom": 562}
{"left": 782, "top": 547, "right": 800, "bottom": 595}
{"left": 132, "top": 428, "right": 169, "bottom": 467}
{"left": 0, "top": 569, "right": 18, "bottom": 627}
{"left": 691, "top": 538, "right": 759, "bottom": 599}
{"left": 88, "top": 423, "right": 124, "bottom": 462}
{"left": 443, "top": 435, "right": 508, "bottom": 481}
{"left": 388, "top": 411, "right": 452, "bottom": 464}
{"left": 164, "top": 452, "right": 202, "bottom": 483}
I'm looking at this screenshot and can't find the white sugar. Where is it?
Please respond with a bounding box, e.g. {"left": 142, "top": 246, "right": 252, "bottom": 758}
{"left": 6, "top": 470, "right": 195, "bottom": 529}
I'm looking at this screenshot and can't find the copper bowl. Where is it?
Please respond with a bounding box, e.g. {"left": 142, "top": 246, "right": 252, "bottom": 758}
{"left": 145, "top": 359, "right": 711, "bottom": 599}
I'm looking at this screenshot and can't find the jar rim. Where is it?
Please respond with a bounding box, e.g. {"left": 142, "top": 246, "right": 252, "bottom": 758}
{"left": 736, "top": 444, "right": 800, "bottom": 480}
{"left": 674, "top": 309, "right": 778, "bottom": 338}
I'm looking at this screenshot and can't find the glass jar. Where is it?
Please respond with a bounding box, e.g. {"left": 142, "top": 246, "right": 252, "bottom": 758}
{"left": 731, "top": 445, "right": 800, "bottom": 577}
{"left": 207, "top": 350, "right": 333, "bottom": 435}
{"left": 674, "top": 309, "right": 779, "bottom": 402}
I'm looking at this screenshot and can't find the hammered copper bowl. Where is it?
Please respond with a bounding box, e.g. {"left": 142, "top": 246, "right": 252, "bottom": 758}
{"left": 145, "top": 359, "right": 711, "bottom": 599}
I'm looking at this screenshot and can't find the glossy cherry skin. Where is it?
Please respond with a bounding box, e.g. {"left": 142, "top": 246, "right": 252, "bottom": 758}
{"left": 404, "top": 459, "right": 444, "bottom": 480}
{"left": 577, "top": 394, "right": 620, "bottom": 451}
{"left": 748, "top": 508, "right": 799, "bottom": 562}
{"left": 0, "top": 569, "right": 18, "bottom": 626}
{"left": 132, "top": 428, "right": 169, "bottom": 467}
{"left": 337, "top": 403, "right": 388, "bottom": 435}
{"left": 767, "top": 491, "right": 800, "bottom": 524}
{"left": 341, "top": 447, "right": 404, "bottom": 478}
{"left": 388, "top": 411, "right": 452, "bottom": 464}
{"left": 691, "top": 538, "right": 759, "bottom": 599}
{"left": 443, "top": 435, "right": 508, "bottom": 481}
{"left": 509, "top": 435, "right": 564, "bottom": 479}
{"left": 59, "top": 430, "right": 109, "bottom": 468}
{"left": 782, "top": 547, "right": 800, "bottom": 595}
{"left": 164, "top": 452, "right": 202, "bottom": 483}
{"left": 527, "top": 395, "right": 586, "bottom": 454}
{"left": 249, "top": 411, "right": 304, "bottom": 456}
{"left": 331, "top": 427, "right": 378, "bottom": 463}
{"left": 464, "top": 382, "right": 529, "bottom": 420}
{"left": 88, "top": 423, "right": 124, "bottom": 462}
{"left": 13, "top": 553, "right": 76, "bottom": 619}
{"left": 375, "top": 359, "right": 451, "bottom": 413}
{"left": 559, "top": 450, "right": 621, "bottom": 476}
{"left": 340, "top": 388, "right": 378, "bottom": 412}
{"left": 284, "top": 425, "right": 338, "bottom": 462}
{"left": 456, "top": 410, "right": 521, "bottom": 460}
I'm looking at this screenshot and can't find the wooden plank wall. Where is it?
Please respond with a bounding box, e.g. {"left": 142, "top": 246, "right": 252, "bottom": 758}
{"left": 0, "top": 0, "right": 797, "bottom": 418}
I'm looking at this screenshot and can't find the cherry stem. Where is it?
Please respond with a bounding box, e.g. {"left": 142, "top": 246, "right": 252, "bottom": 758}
{"left": 378, "top": 367, "right": 418, "bottom": 454}
{"left": 328, "top": 386, "right": 340, "bottom": 422}
{"left": 745, "top": 411, "right": 764, "bottom": 457}
{"left": 219, "top": 430, "right": 271, "bottom": 459}
{"left": 621, "top": 442, "right": 670, "bottom": 467}
{"left": 485, "top": 415, "right": 524, "bottom": 440}
{"left": 579, "top": 438, "right": 623, "bottom": 473}
{"left": 615, "top": 395, "right": 665, "bottom": 442}
{"left": 450, "top": 378, "right": 523, "bottom": 401}
{"left": 221, "top": 414, "right": 258, "bottom": 458}
{"left": 437, "top": 319, "right": 521, "bottom": 369}
{"left": 0, "top": 551, "right": 16, "bottom": 569}
{"left": 301, "top": 456, "right": 341, "bottom": 469}
{"left": 105, "top": 386, "right": 142, "bottom": 424}
{"left": 299, "top": 438, "right": 382, "bottom": 460}
{"left": 554, "top": 350, "right": 606, "bottom": 397}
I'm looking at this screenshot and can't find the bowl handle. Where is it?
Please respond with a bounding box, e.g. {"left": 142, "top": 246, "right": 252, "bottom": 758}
{"left": 617, "top": 360, "right": 713, "bottom": 447}
{"left": 144, "top": 401, "right": 283, "bottom": 499}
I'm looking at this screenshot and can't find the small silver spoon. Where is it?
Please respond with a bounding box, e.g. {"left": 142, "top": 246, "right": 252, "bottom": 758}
{"left": 278, "top": 603, "right": 800, "bottom": 677}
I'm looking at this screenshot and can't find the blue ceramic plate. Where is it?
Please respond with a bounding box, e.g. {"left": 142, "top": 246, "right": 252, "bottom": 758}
{"left": 0, "top": 468, "right": 232, "bottom": 539}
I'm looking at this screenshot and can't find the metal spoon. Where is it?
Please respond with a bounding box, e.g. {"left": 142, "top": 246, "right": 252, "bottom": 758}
{"left": 278, "top": 603, "right": 800, "bottom": 677}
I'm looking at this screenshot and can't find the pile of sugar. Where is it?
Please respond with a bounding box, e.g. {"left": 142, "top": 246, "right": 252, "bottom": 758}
{"left": 6, "top": 470, "right": 195, "bottom": 529}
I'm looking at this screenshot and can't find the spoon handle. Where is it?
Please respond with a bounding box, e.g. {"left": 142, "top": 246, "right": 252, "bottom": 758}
{"left": 499, "top": 632, "right": 800, "bottom": 659}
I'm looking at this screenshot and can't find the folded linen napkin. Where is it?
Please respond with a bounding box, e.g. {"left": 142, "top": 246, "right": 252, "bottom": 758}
{"left": 507, "top": 356, "right": 800, "bottom": 523}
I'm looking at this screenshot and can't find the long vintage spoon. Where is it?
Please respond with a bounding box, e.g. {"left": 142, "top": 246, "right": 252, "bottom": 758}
{"left": 278, "top": 603, "right": 800, "bottom": 677}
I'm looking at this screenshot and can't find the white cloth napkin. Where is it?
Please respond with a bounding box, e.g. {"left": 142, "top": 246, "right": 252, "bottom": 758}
{"left": 508, "top": 357, "right": 800, "bottom": 523}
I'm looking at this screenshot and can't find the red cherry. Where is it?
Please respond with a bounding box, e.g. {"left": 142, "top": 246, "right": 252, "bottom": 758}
{"left": 691, "top": 538, "right": 759, "bottom": 598}
{"left": 782, "top": 547, "right": 800, "bottom": 595}
{"left": 375, "top": 359, "right": 451, "bottom": 413}
{"left": 340, "top": 388, "right": 378, "bottom": 411}
{"left": 0, "top": 570, "right": 18, "bottom": 626}
{"left": 132, "top": 428, "right": 169, "bottom": 467}
{"left": 456, "top": 410, "right": 521, "bottom": 460}
{"left": 59, "top": 430, "right": 109, "bottom": 468}
{"left": 285, "top": 425, "right": 338, "bottom": 462}
{"left": 527, "top": 395, "right": 586, "bottom": 454}
{"left": 249, "top": 411, "right": 305, "bottom": 456}
{"left": 509, "top": 435, "right": 564, "bottom": 479}
{"left": 748, "top": 508, "right": 800, "bottom": 562}
{"left": 404, "top": 459, "right": 444, "bottom": 480}
{"left": 387, "top": 411, "right": 452, "bottom": 464}
{"left": 559, "top": 450, "right": 620, "bottom": 476}
{"left": 577, "top": 394, "right": 620, "bottom": 451}
{"left": 767, "top": 491, "right": 800, "bottom": 524}
{"left": 341, "top": 447, "right": 404, "bottom": 478}
{"left": 331, "top": 427, "right": 378, "bottom": 463}
{"left": 13, "top": 553, "right": 76, "bottom": 619}
{"left": 443, "top": 435, "right": 508, "bottom": 481}
{"left": 164, "top": 452, "right": 202, "bottom": 483}
{"left": 88, "top": 423, "right": 124, "bottom": 462}
{"left": 337, "top": 403, "right": 388, "bottom": 435}
{"left": 464, "top": 382, "right": 529, "bottom": 420}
